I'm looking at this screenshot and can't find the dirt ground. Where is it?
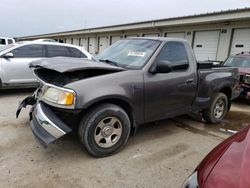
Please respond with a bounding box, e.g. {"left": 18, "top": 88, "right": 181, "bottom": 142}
{"left": 0, "top": 89, "right": 250, "bottom": 188}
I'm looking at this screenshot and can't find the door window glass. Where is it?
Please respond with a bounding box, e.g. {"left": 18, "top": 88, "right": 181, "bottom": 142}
{"left": 11, "top": 45, "right": 44, "bottom": 58}
{"left": 0, "top": 39, "right": 6, "bottom": 45}
{"left": 156, "top": 42, "right": 189, "bottom": 71}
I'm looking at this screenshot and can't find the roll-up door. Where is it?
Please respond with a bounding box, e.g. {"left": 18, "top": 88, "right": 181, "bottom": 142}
{"left": 98, "top": 36, "right": 109, "bottom": 53}
{"left": 231, "top": 28, "right": 250, "bottom": 55}
{"left": 88, "top": 37, "right": 96, "bottom": 55}
{"left": 193, "top": 30, "right": 220, "bottom": 61}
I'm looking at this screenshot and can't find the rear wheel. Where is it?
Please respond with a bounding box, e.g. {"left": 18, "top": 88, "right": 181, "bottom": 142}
{"left": 202, "top": 92, "right": 228, "bottom": 124}
{"left": 79, "top": 104, "right": 131, "bottom": 157}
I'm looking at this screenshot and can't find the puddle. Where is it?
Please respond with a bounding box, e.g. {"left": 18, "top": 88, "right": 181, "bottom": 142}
{"left": 173, "top": 108, "right": 250, "bottom": 138}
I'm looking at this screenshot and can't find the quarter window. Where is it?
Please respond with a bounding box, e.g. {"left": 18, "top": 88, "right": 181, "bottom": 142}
{"left": 47, "top": 45, "right": 71, "bottom": 57}
{"left": 67, "top": 47, "right": 87, "bottom": 58}
{"left": 11, "top": 45, "right": 44, "bottom": 58}
{"left": 156, "top": 42, "right": 189, "bottom": 71}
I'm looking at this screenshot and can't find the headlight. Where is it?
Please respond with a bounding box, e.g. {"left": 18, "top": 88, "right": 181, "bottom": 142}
{"left": 43, "top": 87, "right": 75, "bottom": 106}
{"left": 243, "top": 75, "right": 250, "bottom": 84}
{"left": 181, "top": 171, "right": 199, "bottom": 188}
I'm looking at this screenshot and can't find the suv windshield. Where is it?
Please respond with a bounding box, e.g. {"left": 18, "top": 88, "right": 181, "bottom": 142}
{"left": 96, "top": 39, "right": 161, "bottom": 69}
{"left": 224, "top": 56, "right": 250, "bottom": 68}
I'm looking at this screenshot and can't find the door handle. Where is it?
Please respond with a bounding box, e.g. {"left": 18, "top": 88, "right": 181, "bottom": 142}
{"left": 186, "top": 79, "right": 195, "bottom": 85}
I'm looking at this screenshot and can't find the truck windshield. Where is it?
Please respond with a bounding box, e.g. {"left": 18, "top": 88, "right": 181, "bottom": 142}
{"left": 96, "top": 39, "right": 161, "bottom": 69}
{"left": 224, "top": 56, "right": 250, "bottom": 68}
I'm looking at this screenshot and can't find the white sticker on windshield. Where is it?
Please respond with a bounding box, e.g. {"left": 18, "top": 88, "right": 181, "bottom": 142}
{"left": 128, "top": 51, "right": 146, "bottom": 57}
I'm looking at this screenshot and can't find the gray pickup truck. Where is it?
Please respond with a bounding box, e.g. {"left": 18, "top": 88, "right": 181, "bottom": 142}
{"left": 17, "top": 38, "right": 240, "bottom": 157}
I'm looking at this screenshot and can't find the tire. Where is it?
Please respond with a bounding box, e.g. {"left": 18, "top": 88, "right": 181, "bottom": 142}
{"left": 79, "top": 103, "right": 131, "bottom": 157}
{"left": 202, "top": 92, "right": 228, "bottom": 124}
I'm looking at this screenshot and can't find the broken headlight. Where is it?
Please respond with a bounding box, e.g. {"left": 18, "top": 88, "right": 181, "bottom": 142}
{"left": 243, "top": 75, "right": 250, "bottom": 84}
{"left": 42, "top": 87, "right": 76, "bottom": 107}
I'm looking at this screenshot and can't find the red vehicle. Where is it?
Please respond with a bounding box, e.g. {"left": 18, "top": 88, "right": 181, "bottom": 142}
{"left": 224, "top": 52, "right": 250, "bottom": 100}
{"left": 182, "top": 125, "right": 250, "bottom": 188}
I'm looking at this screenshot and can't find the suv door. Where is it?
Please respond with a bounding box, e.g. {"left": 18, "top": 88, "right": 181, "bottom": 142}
{"left": 144, "top": 41, "right": 197, "bottom": 122}
{"left": 1, "top": 44, "right": 45, "bottom": 84}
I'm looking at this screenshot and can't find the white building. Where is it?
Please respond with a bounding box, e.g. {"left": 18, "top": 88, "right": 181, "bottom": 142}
{"left": 17, "top": 8, "right": 250, "bottom": 61}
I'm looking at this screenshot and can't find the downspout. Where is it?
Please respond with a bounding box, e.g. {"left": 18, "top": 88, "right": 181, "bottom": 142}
{"left": 151, "top": 21, "right": 162, "bottom": 36}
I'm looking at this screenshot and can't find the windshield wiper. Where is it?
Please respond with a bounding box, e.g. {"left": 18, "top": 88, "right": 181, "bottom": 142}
{"left": 99, "top": 59, "right": 125, "bottom": 68}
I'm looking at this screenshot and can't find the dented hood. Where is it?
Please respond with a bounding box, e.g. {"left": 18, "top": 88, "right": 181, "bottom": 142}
{"left": 29, "top": 57, "right": 125, "bottom": 73}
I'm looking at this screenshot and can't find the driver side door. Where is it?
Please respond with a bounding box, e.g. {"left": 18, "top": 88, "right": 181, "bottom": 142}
{"left": 144, "top": 41, "right": 197, "bottom": 122}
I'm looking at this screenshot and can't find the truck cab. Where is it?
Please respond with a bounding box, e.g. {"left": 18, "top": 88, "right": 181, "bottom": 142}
{"left": 0, "top": 37, "right": 15, "bottom": 46}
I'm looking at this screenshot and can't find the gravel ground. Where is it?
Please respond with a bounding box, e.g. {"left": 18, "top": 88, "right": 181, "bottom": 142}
{"left": 0, "top": 89, "right": 250, "bottom": 188}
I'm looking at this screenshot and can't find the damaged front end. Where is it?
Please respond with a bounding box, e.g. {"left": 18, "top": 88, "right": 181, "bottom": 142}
{"left": 16, "top": 57, "right": 124, "bottom": 147}
{"left": 16, "top": 83, "right": 75, "bottom": 147}
{"left": 240, "top": 74, "right": 250, "bottom": 100}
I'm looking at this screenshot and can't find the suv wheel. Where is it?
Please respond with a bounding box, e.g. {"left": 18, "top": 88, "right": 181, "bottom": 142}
{"left": 79, "top": 104, "right": 131, "bottom": 157}
{"left": 202, "top": 92, "right": 228, "bottom": 124}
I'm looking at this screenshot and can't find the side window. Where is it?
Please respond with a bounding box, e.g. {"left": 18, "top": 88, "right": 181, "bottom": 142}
{"left": 8, "top": 39, "right": 13, "bottom": 44}
{"left": 67, "top": 47, "right": 87, "bottom": 58}
{"left": 11, "top": 45, "right": 45, "bottom": 58}
{"left": 156, "top": 42, "right": 189, "bottom": 71}
{"left": 0, "top": 39, "right": 6, "bottom": 45}
{"left": 47, "top": 45, "right": 71, "bottom": 57}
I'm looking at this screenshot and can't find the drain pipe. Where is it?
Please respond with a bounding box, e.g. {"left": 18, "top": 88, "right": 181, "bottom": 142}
{"left": 151, "top": 21, "right": 162, "bottom": 36}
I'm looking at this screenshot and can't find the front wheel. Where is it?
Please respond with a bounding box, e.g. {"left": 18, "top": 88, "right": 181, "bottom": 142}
{"left": 79, "top": 104, "right": 131, "bottom": 157}
{"left": 202, "top": 92, "right": 228, "bottom": 124}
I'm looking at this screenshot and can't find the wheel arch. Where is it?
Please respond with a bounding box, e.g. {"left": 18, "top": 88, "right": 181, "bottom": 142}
{"left": 81, "top": 97, "right": 136, "bottom": 128}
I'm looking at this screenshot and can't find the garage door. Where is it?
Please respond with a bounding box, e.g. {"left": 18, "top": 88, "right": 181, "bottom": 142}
{"left": 80, "top": 38, "right": 88, "bottom": 49}
{"left": 88, "top": 37, "right": 96, "bottom": 55}
{"left": 72, "top": 38, "right": 79, "bottom": 46}
{"left": 143, "top": 33, "right": 160, "bottom": 37}
{"left": 193, "top": 30, "right": 220, "bottom": 61}
{"left": 166, "top": 32, "right": 185, "bottom": 39}
{"left": 111, "top": 36, "right": 121, "bottom": 44}
{"left": 66, "top": 38, "right": 72, "bottom": 44}
{"left": 231, "top": 28, "right": 250, "bottom": 55}
{"left": 98, "top": 36, "right": 110, "bottom": 53}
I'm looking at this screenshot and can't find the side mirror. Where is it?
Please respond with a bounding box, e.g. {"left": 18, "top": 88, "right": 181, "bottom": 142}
{"left": 150, "top": 60, "right": 172, "bottom": 74}
{"left": 2, "top": 52, "right": 14, "bottom": 59}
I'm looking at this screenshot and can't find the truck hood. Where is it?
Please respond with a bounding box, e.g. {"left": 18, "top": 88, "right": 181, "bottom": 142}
{"left": 30, "top": 57, "right": 125, "bottom": 73}
{"left": 31, "top": 57, "right": 125, "bottom": 86}
{"left": 197, "top": 126, "right": 250, "bottom": 188}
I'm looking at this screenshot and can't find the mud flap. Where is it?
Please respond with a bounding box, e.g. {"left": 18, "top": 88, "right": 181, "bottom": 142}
{"left": 16, "top": 96, "right": 36, "bottom": 118}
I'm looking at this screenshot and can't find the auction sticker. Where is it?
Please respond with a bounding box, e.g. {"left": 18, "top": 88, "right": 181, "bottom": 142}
{"left": 128, "top": 51, "right": 146, "bottom": 57}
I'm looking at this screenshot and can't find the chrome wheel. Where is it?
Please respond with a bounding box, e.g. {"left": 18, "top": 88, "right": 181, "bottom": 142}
{"left": 214, "top": 99, "right": 225, "bottom": 119}
{"left": 94, "top": 116, "right": 122, "bottom": 148}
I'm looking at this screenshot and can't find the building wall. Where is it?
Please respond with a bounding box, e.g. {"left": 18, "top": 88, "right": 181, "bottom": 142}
{"left": 50, "top": 20, "right": 250, "bottom": 61}
{"left": 18, "top": 11, "right": 250, "bottom": 61}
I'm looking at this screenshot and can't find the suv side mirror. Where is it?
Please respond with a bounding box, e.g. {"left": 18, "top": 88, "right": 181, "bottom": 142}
{"left": 2, "top": 52, "right": 14, "bottom": 59}
{"left": 150, "top": 60, "right": 172, "bottom": 74}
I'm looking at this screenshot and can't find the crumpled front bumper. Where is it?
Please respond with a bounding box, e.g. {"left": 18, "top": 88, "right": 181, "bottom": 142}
{"left": 240, "top": 84, "right": 250, "bottom": 100}
{"left": 30, "top": 101, "right": 72, "bottom": 147}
